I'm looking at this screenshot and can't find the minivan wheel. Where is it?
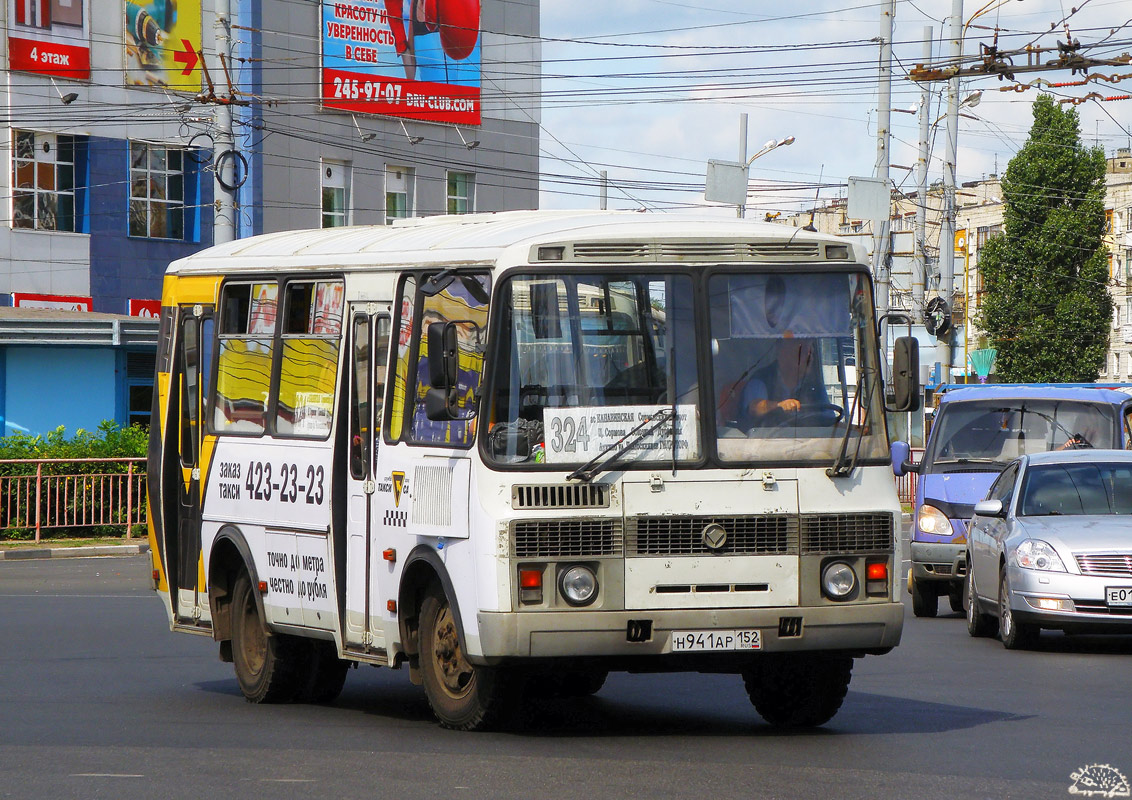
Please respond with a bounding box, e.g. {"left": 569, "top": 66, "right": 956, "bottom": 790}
{"left": 911, "top": 576, "right": 938, "bottom": 617}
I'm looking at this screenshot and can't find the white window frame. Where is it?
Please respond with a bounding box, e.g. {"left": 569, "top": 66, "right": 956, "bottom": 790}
{"left": 129, "top": 140, "right": 185, "bottom": 240}
{"left": 446, "top": 170, "right": 474, "bottom": 215}
{"left": 12, "top": 129, "right": 78, "bottom": 232}
{"left": 385, "top": 165, "right": 414, "bottom": 225}
{"left": 321, "top": 160, "right": 351, "bottom": 228}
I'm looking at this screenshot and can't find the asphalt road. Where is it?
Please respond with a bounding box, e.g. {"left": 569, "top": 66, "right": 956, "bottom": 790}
{"left": 1, "top": 554, "right": 1129, "bottom": 800}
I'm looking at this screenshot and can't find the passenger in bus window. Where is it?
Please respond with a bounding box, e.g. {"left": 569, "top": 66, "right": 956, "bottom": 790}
{"left": 741, "top": 335, "right": 825, "bottom": 426}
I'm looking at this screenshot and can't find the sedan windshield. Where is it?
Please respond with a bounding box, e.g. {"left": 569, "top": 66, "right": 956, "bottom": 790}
{"left": 1020, "top": 462, "right": 1132, "bottom": 516}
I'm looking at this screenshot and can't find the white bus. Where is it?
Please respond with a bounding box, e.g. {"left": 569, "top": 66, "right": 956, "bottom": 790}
{"left": 147, "top": 210, "right": 919, "bottom": 730}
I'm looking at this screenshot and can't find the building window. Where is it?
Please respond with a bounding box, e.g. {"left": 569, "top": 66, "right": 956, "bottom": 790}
{"left": 129, "top": 141, "right": 184, "bottom": 239}
{"left": 385, "top": 165, "right": 414, "bottom": 224}
{"left": 976, "top": 224, "right": 1002, "bottom": 247}
{"left": 321, "top": 160, "right": 350, "bottom": 228}
{"left": 12, "top": 129, "right": 80, "bottom": 232}
{"left": 447, "top": 171, "right": 473, "bottom": 214}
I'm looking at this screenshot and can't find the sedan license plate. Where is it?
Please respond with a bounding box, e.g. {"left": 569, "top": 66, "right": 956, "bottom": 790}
{"left": 669, "top": 629, "right": 761, "bottom": 652}
{"left": 1105, "top": 586, "right": 1132, "bottom": 607}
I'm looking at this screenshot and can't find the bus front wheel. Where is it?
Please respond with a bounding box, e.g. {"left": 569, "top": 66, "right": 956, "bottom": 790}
{"left": 742, "top": 653, "right": 853, "bottom": 728}
{"left": 419, "top": 586, "right": 511, "bottom": 731}
{"left": 231, "top": 571, "right": 303, "bottom": 703}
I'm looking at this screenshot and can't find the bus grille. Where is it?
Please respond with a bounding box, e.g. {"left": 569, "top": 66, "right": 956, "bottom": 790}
{"left": 512, "top": 483, "right": 610, "bottom": 510}
{"left": 800, "top": 513, "right": 893, "bottom": 553}
{"left": 512, "top": 519, "right": 623, "bottom": 558}
{"left": 1075, "top": 553, "right": 1132, "bottom": 578}
{"left": 626, "top": 515, "right": 797, "bottom": 556}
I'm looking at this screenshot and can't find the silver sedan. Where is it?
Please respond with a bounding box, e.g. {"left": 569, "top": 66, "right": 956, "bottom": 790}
{"left": 965, "top": 449, "right": 1132, "bottom": 649}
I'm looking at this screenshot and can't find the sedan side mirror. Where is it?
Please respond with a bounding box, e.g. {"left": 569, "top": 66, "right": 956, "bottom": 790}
{"left": 973, "top": 498, "right": 1005, "bottom": 518}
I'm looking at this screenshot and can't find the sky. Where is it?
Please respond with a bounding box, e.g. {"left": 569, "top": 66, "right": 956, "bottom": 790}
{"left": 535, "top": 0, "right": 1132, "bottom": 215}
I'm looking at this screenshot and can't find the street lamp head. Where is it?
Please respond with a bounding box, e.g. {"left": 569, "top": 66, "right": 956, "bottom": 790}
{"left": 779, "top": 136, "right": 796, "bottom": 147}
{"left": 962, "top": 90, "right": 982, "bottom": 109}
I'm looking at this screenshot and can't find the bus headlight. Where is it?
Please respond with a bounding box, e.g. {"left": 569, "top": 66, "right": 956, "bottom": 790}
{"left": 822, "top": 561, "right": 857, "bottom": 600}
{"left": 559, "top": 565, "right": 598, "bottom": 606}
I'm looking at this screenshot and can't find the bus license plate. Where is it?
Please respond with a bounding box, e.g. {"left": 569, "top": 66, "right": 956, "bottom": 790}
{"left": 669, "top": 629, "right": 761, "bottom": 652}
{"left": 1105, "top": 586, "right": 1132, "bottom": 607}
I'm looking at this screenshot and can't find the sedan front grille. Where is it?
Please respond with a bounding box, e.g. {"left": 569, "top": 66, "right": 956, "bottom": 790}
{"left": 626, "top": 515, "right": 797, "bottom": 556}
{"left": 1075, "top": 553, "right": 1132, "bottom": 578}
{"left": 801, "top": 513, "right": 894, "bottom": 554}
{"left": 512, "top": 519, "right": 623, "bottom": 558}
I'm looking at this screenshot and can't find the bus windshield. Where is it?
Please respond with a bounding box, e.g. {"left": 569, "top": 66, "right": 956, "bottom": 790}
{"left": 925, "top": 399, "right": 1117, "bottom": 472}
{"left": 485, "top": 269, "right": 887, "bottom": 467}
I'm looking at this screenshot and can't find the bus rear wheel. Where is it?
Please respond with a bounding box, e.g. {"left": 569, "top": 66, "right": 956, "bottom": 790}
{"left": 231, "top": 571, "right": 303, "bottom": 703}
{"left": 419, "top": 586, "right": 511, "bottom": 731}
{"left": 742, "top": 653, "right": 853, "bottom": 728}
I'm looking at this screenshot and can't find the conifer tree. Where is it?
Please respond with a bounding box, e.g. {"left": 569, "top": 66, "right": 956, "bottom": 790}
{"left": 976, "top": 94, "right": 1112, "bottom": 382}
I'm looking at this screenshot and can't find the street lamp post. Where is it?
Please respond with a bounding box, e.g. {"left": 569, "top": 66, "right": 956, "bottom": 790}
{"left": 737, "top": 113, "right": 794, "bottom": 218}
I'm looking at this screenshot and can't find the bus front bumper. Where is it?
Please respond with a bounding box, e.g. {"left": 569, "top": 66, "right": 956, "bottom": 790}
{"left": 473, "top": 602, "right": 903, "bottom": 662}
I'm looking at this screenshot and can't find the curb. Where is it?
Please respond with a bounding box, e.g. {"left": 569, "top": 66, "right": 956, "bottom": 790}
{"left": 0, "top": 542, "right": 150, "bottom": 561}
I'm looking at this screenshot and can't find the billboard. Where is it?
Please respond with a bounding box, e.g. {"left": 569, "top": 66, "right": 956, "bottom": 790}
{"left": 7, "top": 0, "right": 92, "bottom": 79}
{"left": 124, "top": 0, "right": 202, "bottom": 91}
{"left": 12, "top": 292, "right": 93, "bottom": 311}
{"left": 321, "top": 0, "right": 482, "bottom": 125}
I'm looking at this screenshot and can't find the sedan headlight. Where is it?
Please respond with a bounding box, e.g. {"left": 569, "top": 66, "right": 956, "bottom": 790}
{"left": 917, "top": 503, "right": 952, "bottom": 535}
{"left": 1014, "top": 539, "right": 1066, "bottom": 572}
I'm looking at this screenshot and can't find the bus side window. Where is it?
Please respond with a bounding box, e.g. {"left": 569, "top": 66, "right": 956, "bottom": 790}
{"left": 276, "top": 280, "right": 343, "bottom": 438}
{"left": 389, "top": 276, "right": 417, "bottom": 442}
{"left": 1124, "top": 408, "right": 1132, "bottom": 449}
{"left": 214, "top": 282, "right": 277, "bottom": 435}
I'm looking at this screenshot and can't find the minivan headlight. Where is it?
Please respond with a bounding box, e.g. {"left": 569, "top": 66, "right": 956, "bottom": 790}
{"left": 917, "top": 503, "right": 952, "bottom": 535}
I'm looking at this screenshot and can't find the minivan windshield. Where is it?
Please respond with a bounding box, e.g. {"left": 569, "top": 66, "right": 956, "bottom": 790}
{"left": 925, "top": 399, "right": 1116, "bottom": 473}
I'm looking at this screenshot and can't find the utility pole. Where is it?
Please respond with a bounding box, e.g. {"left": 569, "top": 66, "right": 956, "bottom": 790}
{"left": 212, "top": 0, "right": 236, "bottom": 244}
{"left": 913, "top": 26, "right": 933, "bottom": 324}
{"left": 873, "top": 0, "right": 895, "bottom": 329}
{"left": 937, "top": 0, "right": 962, "bottom": 384}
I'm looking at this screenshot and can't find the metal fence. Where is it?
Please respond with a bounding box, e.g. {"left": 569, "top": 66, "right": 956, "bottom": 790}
{"left": 0, "top": 458, "right": 146, "bottom": 542}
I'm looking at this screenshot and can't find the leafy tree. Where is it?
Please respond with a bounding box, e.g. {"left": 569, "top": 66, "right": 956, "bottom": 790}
{"left": 976, "top": 94, "right": 1112, "bottom": 382}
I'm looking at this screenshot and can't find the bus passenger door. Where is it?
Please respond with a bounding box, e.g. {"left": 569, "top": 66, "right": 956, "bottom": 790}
{"left": 173, "top": 307, "right": 213, "bottom": 623}
{"left": 344, "top": 309, "right": 390, "bottom": 654}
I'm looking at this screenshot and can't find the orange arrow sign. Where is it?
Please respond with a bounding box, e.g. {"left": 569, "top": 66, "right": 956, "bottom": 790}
{"left": 174, "top": 39, "right": 198, "bottom": 76}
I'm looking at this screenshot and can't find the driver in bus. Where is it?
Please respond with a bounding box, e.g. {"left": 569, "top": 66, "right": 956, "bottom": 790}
{"left": 741, "top": 334, "right": 825, "bottom": 426}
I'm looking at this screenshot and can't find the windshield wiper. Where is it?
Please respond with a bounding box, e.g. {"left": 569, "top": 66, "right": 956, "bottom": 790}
{"left": 935, "top": 457, "right": 1001, "bottom": 465}
{"left": 567, "top": 408, "right": 674, "bottom": 484}
{"left": 828, "top": 365, "right": 873, "bottom": 478}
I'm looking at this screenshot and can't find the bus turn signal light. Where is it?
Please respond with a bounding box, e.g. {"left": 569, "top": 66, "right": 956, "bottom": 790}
{"left": 866, "top": 563, "right": 887, "bottom": 580}
{"left": 519, "top": 567, "right": 543, "bottom": 605}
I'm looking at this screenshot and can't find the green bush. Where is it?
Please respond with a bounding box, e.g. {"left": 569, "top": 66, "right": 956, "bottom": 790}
{"left": 0, "top": 421, "right": 148, "bottom": 475}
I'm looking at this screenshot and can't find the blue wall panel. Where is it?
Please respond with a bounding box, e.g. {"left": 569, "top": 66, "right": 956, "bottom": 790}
{"left": 87, "top": 137, "right": 215, "bottom": 314}
{"left": 4, "top": 347, "right": 118, "bottom": 437}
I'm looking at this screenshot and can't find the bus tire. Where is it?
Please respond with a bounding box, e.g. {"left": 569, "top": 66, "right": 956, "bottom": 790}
{"left": 231, "top": 571, "right": 303, "bottom": 703}
{"left": 419, "top": 586, "right": 509, "bottom": 731}
{"left": 910, "top": 576, "right": 938, "bottom": 617}
{"left": 297, "top": 640, "right": 350, "bottom": 704}
{"left": 742, "top": 653, "right": 853, "bottom": 728}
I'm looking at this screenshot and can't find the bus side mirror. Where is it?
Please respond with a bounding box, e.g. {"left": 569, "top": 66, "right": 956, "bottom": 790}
{"left": 427, "top": 322, "right": 458, "bottom": 389}
{"left": 425, "top": 321, "right": 460, "bottom": 421}
{"left": 889, "top": 336, "right": 921, "bottom": 412}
